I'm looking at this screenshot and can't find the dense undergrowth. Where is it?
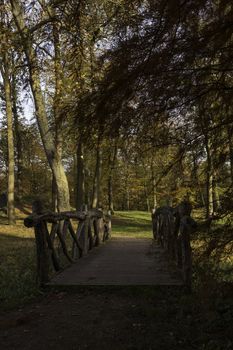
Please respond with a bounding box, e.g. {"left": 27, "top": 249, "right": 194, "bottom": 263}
{"left": 192, "top": 210, "right": 233, "bottom": 285}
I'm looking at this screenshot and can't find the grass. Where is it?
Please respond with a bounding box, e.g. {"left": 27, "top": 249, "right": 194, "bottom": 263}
{"left": 0, "top": 217, "right": 40, "bottom": 310}
{"left": 112, "top": 210, "right": 152, "bottom": 238}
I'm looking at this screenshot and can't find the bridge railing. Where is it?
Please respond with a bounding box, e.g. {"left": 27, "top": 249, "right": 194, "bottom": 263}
{"left": 24, "top": 201, "right": 111, "bottom": 286}
{"left": 152, "top": 201, "right": 197, "bottom": 291}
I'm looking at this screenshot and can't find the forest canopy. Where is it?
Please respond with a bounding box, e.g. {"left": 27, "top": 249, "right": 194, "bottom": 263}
{"left": 0, "top": 0, "right": 233, "bottom": 220}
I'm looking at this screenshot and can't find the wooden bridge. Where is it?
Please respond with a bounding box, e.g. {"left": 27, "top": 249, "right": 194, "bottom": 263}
{"left": 24, "top": 201, "right": 196, "bottom": 290}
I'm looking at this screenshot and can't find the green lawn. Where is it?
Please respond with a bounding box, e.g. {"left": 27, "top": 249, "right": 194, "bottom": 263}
{"left": 111, "top": 211, "right": 152, "bottom": 238}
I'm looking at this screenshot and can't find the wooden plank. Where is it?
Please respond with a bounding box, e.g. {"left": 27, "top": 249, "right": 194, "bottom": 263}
{"left": 49, "top": 238, "right": 183, "bottom": 286}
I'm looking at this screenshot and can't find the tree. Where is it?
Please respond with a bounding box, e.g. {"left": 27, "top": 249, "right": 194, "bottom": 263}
{"left": 10, "top": 0, "right": 70, "bottom": 211}
{"left": 0, "top": 4, "right": 15, "bottom": 224}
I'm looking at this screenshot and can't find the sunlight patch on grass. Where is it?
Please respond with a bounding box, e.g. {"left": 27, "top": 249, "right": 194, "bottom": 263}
{"left": 112, "top": 211, "right": 152, "bottom": 239}
{"left": 115, "top": 211, "right": 151, "bottom": 222}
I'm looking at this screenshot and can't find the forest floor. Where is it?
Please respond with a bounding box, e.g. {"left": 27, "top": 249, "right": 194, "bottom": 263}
{"left": 0, "top": 210, "right": 233, "bottom": 350}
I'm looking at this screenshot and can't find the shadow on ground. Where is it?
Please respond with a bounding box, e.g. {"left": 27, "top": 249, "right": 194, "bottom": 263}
{"left": 0, "top": 285, "right": 232, "bottom": 350}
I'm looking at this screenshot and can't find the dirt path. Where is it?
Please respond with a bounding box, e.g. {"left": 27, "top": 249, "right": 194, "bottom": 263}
{"left": 1, "top": 286, "right": 232, "bottom": 350}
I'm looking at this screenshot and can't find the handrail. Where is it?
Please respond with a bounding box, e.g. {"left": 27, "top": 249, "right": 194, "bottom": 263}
{"left": 152, "top": 201, "right": 197, "bottom": 291}
{"left": 24, "top": 201, "right": 111, "bottom": 286}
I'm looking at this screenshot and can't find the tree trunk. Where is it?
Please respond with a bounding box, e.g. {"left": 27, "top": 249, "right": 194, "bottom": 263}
{"left": 76, "top": 140, "right": 85, "bottom": 210}
{"left": 192, "top": 153, "right": 206, "bottom": 207}
{"left": 92, "top": 142, "right": 102, "bottom": 209}
{"left": 146, "top": 188, "right": 150, "bottom": 212}
{"left": 107, "top": 141, "right": 117, "bottom": 213}
{"left": 85, "top": 167, "right": 91, "bottom": 209}
{"left": 212, "top": 172, "right": 220, "bottom": 213}
{"left": 108, "top": 174, "right": 113, "bottom": 212}
{"left": 227, "top": 124, "right": 233, "bottom": 184}
{"left": 52, "top": 177, "right": 58, "bottom": 212}
{"left": 2, "top": 60, "right": 15, "bottom": 224}
{"left": 153, "top": 180, "right": 157, "bottom": 209}
{"left": 152, "top": 168, "right": 157, "bottom": 210}
{"left": 204, "top": 135, "right": 214, "bottom": 218}
{"left": 12, "top": 72, "right": 23, "bottom": 200}
{"left": 143, "top": 174, "right": 150, "bottom": 212}
{"left": 10, "top": 0, "right": 70, "bottom": 212}
{"left": 52, "top": 20, "right": 64, "bottom": 211}
{"left": 126, "top": 187, "right": 130, "bottom": 211}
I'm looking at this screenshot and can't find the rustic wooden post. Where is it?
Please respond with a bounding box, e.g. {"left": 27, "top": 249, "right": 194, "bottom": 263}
{"left": 173, "top": 213, "right": 180, "bottom": 261}
{"left": 152, "top": 202, "right": 196, "bottom": 292}
{"left": 164, "top": 219, "right": 169, "bottom": 252}
{"left": 93, "top": 218, "right": 100, "bottom": 246}
{"left": 72, "top": 222, "right": 80, "bottom": 259}
{"left": 32, "top": 200, "right": 50, "bottom": 286}
{"left": 160, "top": 215, "right": 165, "bottom": 247}
{"left": 167, "top": 224, "right": 172, "bottom": 259}
{"left": 88, "top": 218, "right": 94, "bottom": 249}
{"left": 108, "top": 217, "right": 112, "bottom": 239}
{"left": 44, "top": 224, "right": 61, "bottom": 271}
{"left": 82, "top": 204, "right": 88, "bottom": 213}
{"left": 180, "top": 216, "right": 197, "bottom": 292}
{"left": 176, "top": 236, "right": 183, "bottom": 268}
{"left": 151, "top": 209, "right": 157, "bottom": 240}
{"left": 98, "top": 217, "right": 104, "bottom": 242}
{"left": 81, "top": 216, "right": 89, "bottom": 255}
{"left": 105, "top": 210, "right": 112, "bottom": 240}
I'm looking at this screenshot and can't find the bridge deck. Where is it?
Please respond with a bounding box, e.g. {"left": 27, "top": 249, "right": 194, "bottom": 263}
{"left": 49, "top": 238, "right": 183, "bottom": 286}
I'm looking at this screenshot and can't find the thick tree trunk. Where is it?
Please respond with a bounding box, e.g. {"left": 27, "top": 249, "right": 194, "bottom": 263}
{"left": 2, "top": 62, "right": 15, "bottom": 224}
{"left": 76, "top": 140, "right": 85, "bottom": 210}
{"left": 52, "top": 21, "right": 63, "bottom": 212}
{"left": 92, "top": 143, "right": 102, "bottom": 209}
{"left": 52, "top": 177, "right": 58, "bottom": 212}
{"left": 11, "top": 0, "right": 70, "bottom": 211}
